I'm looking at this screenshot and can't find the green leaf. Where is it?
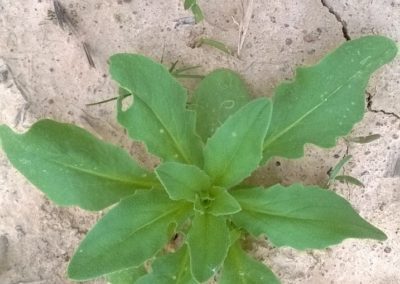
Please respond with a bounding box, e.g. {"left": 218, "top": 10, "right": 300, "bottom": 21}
{"left": 187, "top": 213, "right": 230, "bottom": 282}
{"left": 335, "top": 175, "right": 365, "bottom": 187}
{"left": 184, "top": 0, "right": 195, "bottom": 10}
{"left": 136, "top": 246, "right": 197, "bottom": 284}
{"left": 347, "top": 134, "right": 381, "bottom": 144}
{"left": 231, "top": 184, "right": 386, "bottom": 249}
{"left": 329, "top": 155, "right": 352, "bottom": 181}
{"left": 193, "top": 69, "right": 250, "bottom": 141}
{"left": 208, "top": 187, "right": 241, "bottom": 216}
{"left": 106, "top": 266, "right": 147, "bottom": 284}
{"left": 156, "top": 162, "right": 211, "bottom": 202}
{"left": 263, "top": 36, "right": 398, "bottom": 162}
{"left": 0, "top": 120, "right": 156, "bottom": 211}
{"left": 203, "top": 98, "right": 272, "bottom": 188}
{"left": 67, "top": 190, "right": 191, "bottom": 280}
{"left": 173, "top": 65, "right": 202, "bottom": 75}
{"left": 195, "top": 38, "right": 233, "bottom": 55}
{"left": 110, "top": 54, "right": 203, "bottom": 166}
{"left": 220, "top": 241, "right": 280, "bottom": 284}
{"left": 191, "top": 4, "right": 204, "bottom": 23}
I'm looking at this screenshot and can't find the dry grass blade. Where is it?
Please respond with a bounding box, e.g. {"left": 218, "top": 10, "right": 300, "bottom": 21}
{"left": 237, "top": 0, "right": 254, "bottom": 57}
{"left": 53, "top": 0, "right": 77, "bottom": 35}
{"left": 53, "top": 0, "right": 66, "bottom": 30}
{"left": 82, "top": 42, "right": 96, "bottom": 68}
{"left": 53, "top": 0, "right": 94, "bottom": 68}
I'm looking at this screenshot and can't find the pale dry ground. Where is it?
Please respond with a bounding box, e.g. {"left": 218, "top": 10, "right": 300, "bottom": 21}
{"left": 0, "top": 0, "right": 399, "bottom": 283}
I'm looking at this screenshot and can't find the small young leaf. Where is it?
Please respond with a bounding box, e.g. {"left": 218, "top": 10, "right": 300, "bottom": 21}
{"left": 193, "top": 69, "right": 250, "bottom": 141}
{"left": 173, "top": 65, "right": 202, "bottom": 75}
{"left": 329, "top": 155, "right": 352, "bottom": 181}
{"left": 171, "top": 64, "right": 204, "bottom": 79}
{"left": 220, "top": 241, "right": 280, "bottom": 284}
{"left": 195, "top": 38, "right": 233, "bottom": 55}
{"left": 156, "top": 162, "right": 211, "bottom": 202}
{"left": 335, "top": 175, "right": 365, "bottom": 187}
{"left": 347, "top": 134, "right": 381, "bottom": 144}
{"left": 204, "top": 98, "right": 272, "bottom": 188}
{"left": 0, "top": 120, "right": 156, "bottom": 211}
{"left": 263, "top": 36, "right": 398, "bottom": 162}
{"left": 191, "top": 4, "right": 204, "bottom": 23}
{"left": 187, "top": 213, "right": 230, "bottom": 282}
{"left": 110, "top": 54, "right": 203, "bottom": 166}
{"left": 106, "top": 266, "right": 147, "bottom": 284}
{"left": 231, "top": 184, "right": 386, "bottom": 249}
{"left": 208, "top": 187, "right": 241, "bottom": 216}
{"left": 68, "top": 190, "right": 191, "bottom": 280}
{"left": 136, "top": 246, "right": 196, "bottom": 284}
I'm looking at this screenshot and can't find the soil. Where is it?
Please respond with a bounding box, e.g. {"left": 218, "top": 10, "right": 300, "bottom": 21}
{"left": 0, "top": 0, "right": 399, "bottom": 283}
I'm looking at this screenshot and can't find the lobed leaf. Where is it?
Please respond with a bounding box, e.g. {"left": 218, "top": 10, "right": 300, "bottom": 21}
{"left": 203, "top": 98, "right": 272, "bottom": 188}
{"left": 67, "top": 190, "right": 191, "bottom": 280}
{"left": 220, "top": 241, "right": 280, "bottom": 284}
{"left": 193, "top": 69, "right": 250, "bottom": 141}
{"left": 110, "top": 54, "right": 203, "bottom": 166}
{"left": 136, "top": 246, "right": 197, "bottom": 284}
{"left": 0, "top": 120, "right": 156, "bottom": 211}
{"left": 231, "top": 184, "right": 386, "bottom": 249}
{"left": 156, "top": 162, "right": 211, "bottom": 202}
{"left": 263, "top": 36, "right": 398, "bottom": 162}
{"left": 187, "top": 213, "right": 230, "bottom": 282}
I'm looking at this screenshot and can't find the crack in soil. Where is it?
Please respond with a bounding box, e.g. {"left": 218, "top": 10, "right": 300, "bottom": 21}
{"left": 321, "top": 0, "right": 351, "bottom": 41}
{"left": 366, "top": 91, "right": 400, "bottom": 119}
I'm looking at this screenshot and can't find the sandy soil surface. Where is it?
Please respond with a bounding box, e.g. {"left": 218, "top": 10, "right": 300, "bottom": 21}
{"left": 0, "top": 0, "right": 399, "bottom": 283}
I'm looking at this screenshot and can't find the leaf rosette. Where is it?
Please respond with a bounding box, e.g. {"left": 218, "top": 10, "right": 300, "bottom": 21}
{"left": 0, "top": 36, "right": 397, "bottom": 283}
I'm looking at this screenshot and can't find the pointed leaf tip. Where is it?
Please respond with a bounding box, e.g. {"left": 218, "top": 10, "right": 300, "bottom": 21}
{"left": 231, "top": 184, "right": 386, "bottom": 249}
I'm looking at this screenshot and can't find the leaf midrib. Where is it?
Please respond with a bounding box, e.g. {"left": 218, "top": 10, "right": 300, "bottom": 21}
{"left": 212, "top": 103, "right": 269, "bottom": 186}
{"left": 240, "top": 207, "right": 375, "bottom": 232}
{"left": 231, "top": 246, "right": 248, "bottom": 284}
{"left": 89, "top": 203, "right": 187, "bottom": 262}
{"left": 263, "top": 70, "right": 363, "bottom": 151}
{"left": 126, "top": 90, "right": 193, "bottom": 164}
{"left": 43, "top": 156, "right": 156, "bottom": 189}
